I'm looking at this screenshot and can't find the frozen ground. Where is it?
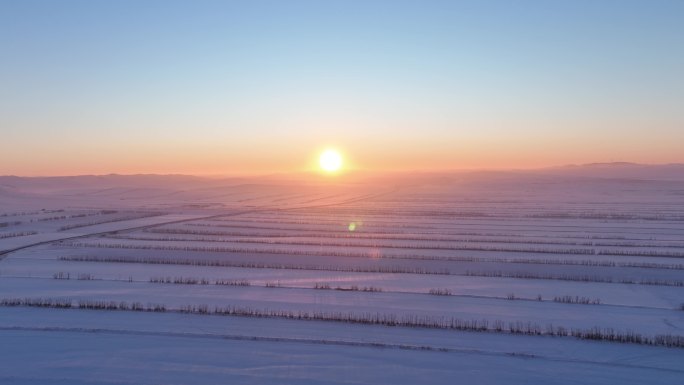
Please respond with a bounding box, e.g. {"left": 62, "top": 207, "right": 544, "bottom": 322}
{"left": 1, "top": 169, "right": 684, "bottom": 384}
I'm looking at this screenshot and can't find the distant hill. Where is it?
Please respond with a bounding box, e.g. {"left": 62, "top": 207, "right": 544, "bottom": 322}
{"left": 2, "top": 163, "right": 684, "bottom": 194}
{"left": 541, "top": 163, "right": 684, "bottom": 181}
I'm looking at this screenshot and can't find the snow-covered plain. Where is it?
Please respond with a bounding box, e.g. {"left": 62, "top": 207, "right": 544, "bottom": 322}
{"left": 1, "top": 170, "right": 683, "bottom": 384}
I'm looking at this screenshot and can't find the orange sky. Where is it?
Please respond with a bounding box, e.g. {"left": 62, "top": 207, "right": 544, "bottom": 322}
{"left": 4, "top": 132, "right": 683, "bottom": 177}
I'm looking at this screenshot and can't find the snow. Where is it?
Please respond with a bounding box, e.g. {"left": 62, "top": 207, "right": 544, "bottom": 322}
{"left": 1, "top": 172, "right": 684, "bottom": 384}
{"left": 1, "top": 308, "right": 683, "bottom": 385}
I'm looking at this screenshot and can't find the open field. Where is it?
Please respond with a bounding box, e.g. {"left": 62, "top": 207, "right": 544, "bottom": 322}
{"left": 5, "top": 0, "right": 684, "bottom": 383}
{"left": 1, "top": 172, "right": 684, "bottom": 384}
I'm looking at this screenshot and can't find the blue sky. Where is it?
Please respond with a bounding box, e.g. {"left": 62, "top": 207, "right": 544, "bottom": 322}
{"left": 1, "top": 0, "right": 683, "bottom": 175}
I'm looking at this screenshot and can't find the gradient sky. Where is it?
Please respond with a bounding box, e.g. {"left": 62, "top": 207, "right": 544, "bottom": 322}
{"left": 1, "top": 0, "right": 683, "bottom": 176}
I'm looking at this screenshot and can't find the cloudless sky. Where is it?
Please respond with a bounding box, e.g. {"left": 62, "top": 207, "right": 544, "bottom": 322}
{"left": 1, "top": 0, "right": 683, "bottom": 175}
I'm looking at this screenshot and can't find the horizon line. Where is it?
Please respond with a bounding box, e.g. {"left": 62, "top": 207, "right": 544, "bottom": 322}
{"left": 2, "top": 161, "right": 684, "bottom": 179}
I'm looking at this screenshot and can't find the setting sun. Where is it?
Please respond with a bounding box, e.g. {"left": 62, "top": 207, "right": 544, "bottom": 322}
{"left": 319, "top": 149, "right": 343, "bottom": 172}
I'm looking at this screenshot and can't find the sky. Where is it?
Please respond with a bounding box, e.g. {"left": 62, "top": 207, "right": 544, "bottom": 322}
{"left": 1, "top": 0, "right": 683, "bottom": 176}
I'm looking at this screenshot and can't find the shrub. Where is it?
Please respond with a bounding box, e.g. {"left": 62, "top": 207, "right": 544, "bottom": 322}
{"left": 77, "top": 274, "right": 93, "bottom": 280}
{"left": 149, "top": 276, "right": 209, "bottom": 285}
{"left": 53, "top": 272, "right": 70, "bottom": 280}
{"left": 0, "top": 231, "right": 37, "bottom": 239}
{"left": 428, "top": 288, "right": 452, "bottom": 296}
{"left": 215, "top": 279, "right": 250, "bottom": 286}
{"left": 553, "top": 296, "right": 601, "bottom": 305}
{"left": 5, "top": 297, "right": 680, "bottom": 348}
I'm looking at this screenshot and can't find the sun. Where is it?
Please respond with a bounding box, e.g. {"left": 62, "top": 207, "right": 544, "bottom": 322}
{"left": 319, "top": 149, "right": 343, "bottom": 172}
